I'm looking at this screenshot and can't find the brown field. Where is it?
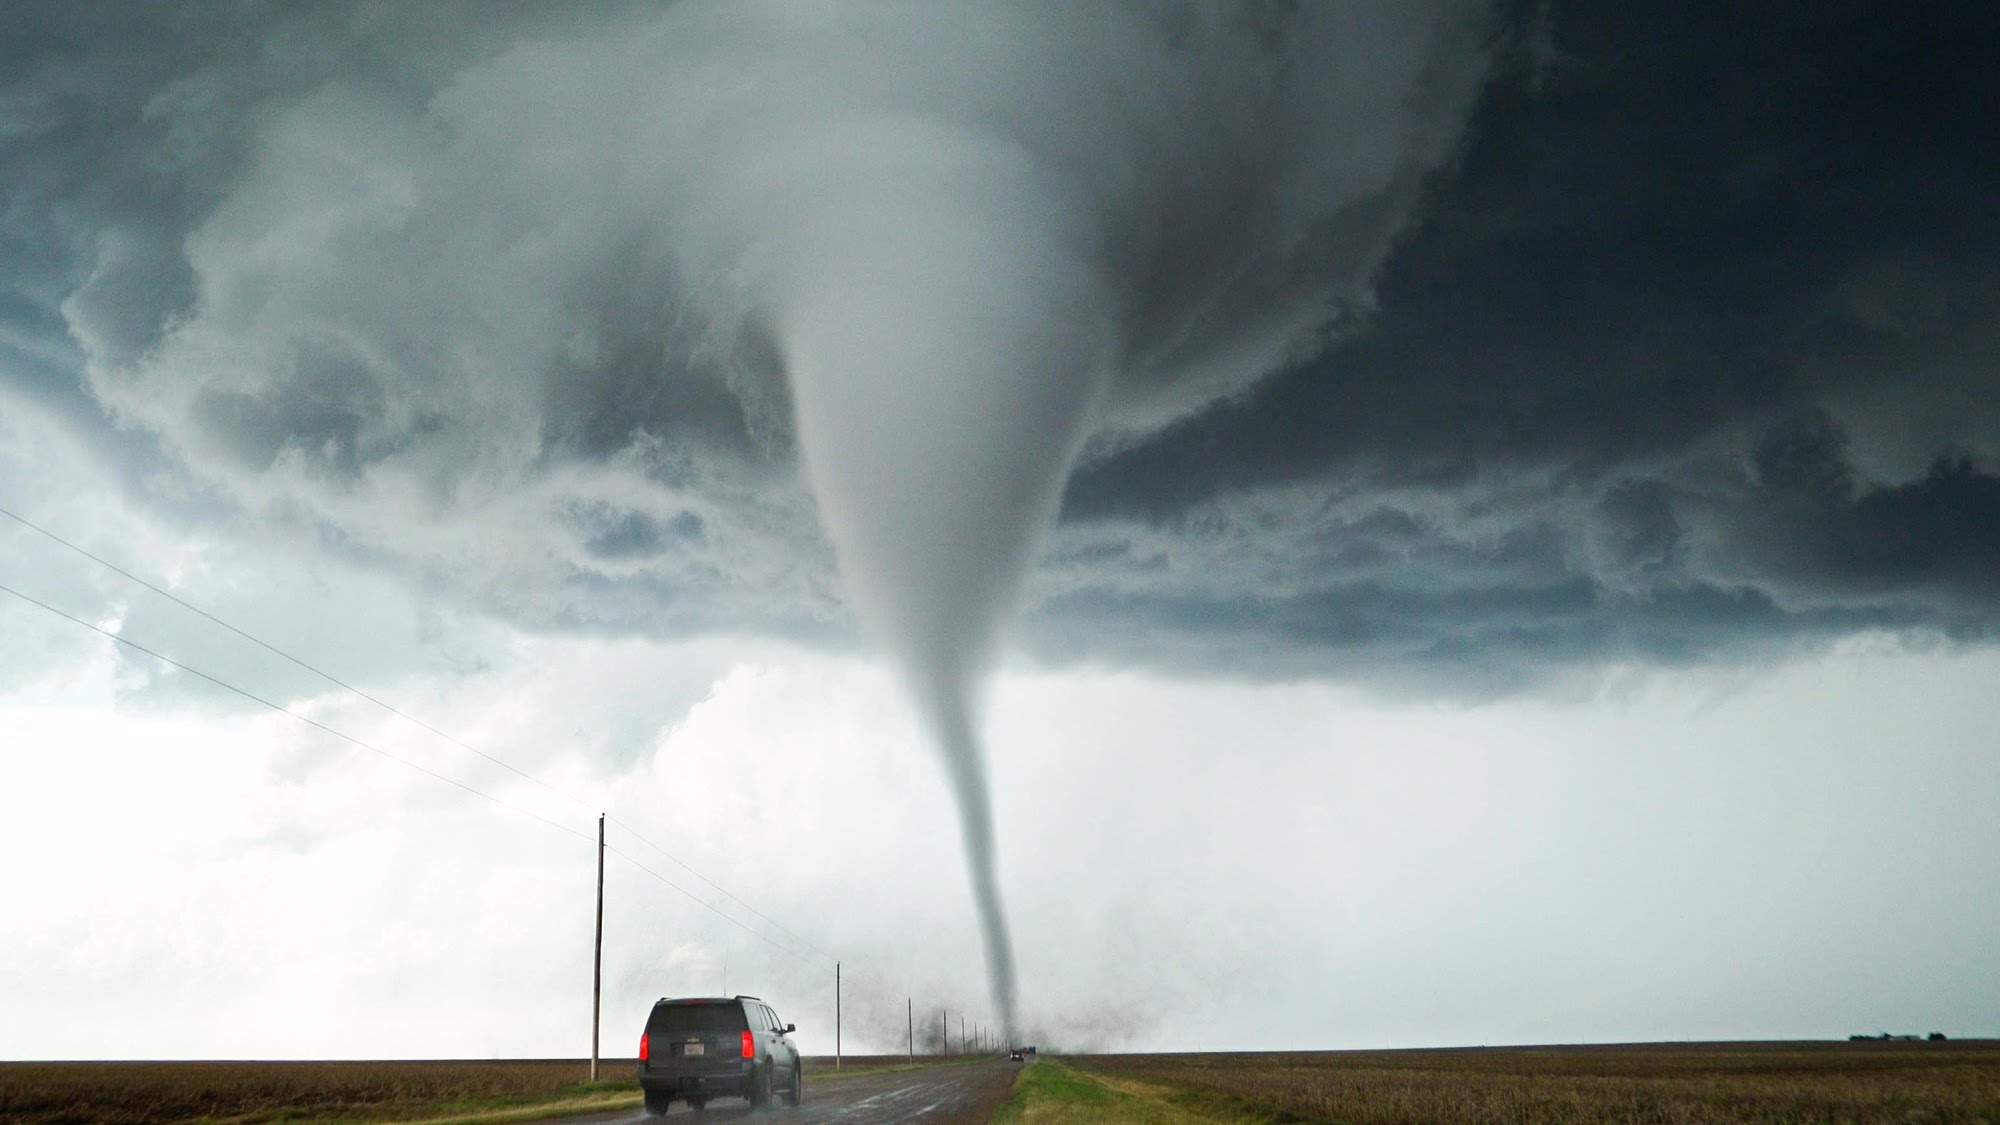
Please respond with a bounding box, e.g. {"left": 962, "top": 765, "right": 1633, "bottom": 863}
{"left": 1070, "top": 1041, "right": 2000, "bottom": 1124}
{"left": 0, "top": 1054, "right": 922, "bottom": 1125}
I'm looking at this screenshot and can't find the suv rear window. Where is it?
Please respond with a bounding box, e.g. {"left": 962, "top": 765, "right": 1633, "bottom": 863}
{"left": 646, "top": 1002, "right": 749, "bottom": 1034}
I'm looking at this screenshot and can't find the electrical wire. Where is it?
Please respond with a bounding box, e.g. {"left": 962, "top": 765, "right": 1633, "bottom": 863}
{"left": 0, "top": 504, "right": 594, "bottom": 811}
{"left": 1, "top": 501, "right": 836, "bottom": 964}
{"left": 604, "top": 844, "right": 820, "bottom": 965}
{"left": 1, "top": 578, "right": 851, "bottom": 963}
{"left": 0, "top": 580, "right": 593, "bottom": 844}
{"left": 607, "top": 813, "right": 832, "bottom": 959}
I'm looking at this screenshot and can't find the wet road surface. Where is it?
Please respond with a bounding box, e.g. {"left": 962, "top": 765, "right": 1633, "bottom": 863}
{"left": 527, "top": 1058, "right": 1021, "bottom": 1125}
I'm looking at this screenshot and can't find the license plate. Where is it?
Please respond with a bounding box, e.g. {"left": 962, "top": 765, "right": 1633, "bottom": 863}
{"left": 684, "top": 1041, "right": 704, "bottom": 1057}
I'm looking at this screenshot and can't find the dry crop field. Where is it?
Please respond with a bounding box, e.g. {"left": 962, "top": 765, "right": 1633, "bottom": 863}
{"left": 1071, "top": 1041, "right": 2000, "bottom": 1124}
{"left": 0, "top": 1053, "right": 962, "bottom": 1125}
{"left": 0, "top": 1058, "right": 633, "bottom": 1125}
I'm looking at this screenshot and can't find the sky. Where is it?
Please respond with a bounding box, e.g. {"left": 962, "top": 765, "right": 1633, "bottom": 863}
{"left": 3, "top": 0, "right": 1997, "bottom": 1059}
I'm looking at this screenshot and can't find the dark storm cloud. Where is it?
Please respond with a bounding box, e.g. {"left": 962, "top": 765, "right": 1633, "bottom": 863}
{"left": 1045, "top": 0, "right": 2000, "bottom": 685}
{"left": 3, "top": 0, "right": 1996, "bottom": 693}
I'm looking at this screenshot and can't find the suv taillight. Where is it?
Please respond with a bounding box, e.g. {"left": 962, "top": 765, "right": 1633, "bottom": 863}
{"left": 740, "top": 1029, "right": 755, "bottom": 1059}
{"left": 639, "top": 1033, "right": 649, "bottom": 1061}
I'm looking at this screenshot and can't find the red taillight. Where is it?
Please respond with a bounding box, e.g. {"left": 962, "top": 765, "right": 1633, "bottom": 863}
{"left": 740, "top": 1029, "right": 755, "bottom": 1059}
{"left": 639, "top": 1033, "right": 649, "bottom": 1061}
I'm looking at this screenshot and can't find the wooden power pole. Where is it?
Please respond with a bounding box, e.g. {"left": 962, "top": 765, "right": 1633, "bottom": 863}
{"left": 591, "top": 813, "right": 604, "bottom": 1082}
{"left": 835, "top": 962, "right": 842, "bottom": 1070}
{"left": 907, "top": 997, "right": 914, "bottom": 1062}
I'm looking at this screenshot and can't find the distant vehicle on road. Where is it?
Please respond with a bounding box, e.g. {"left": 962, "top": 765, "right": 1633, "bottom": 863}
{"left": 638, "top": 995, "right": 801, "bottom": 1113}
{"left": 1009, "top": 1049, "right": 1025, "bottom": 1062}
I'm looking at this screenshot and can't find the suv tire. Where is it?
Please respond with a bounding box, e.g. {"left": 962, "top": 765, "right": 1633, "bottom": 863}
{"left": 783, "top": 1061, "right": 802, "bottom": 1106}
{"left": 748, "top": 1063, "right": 772, "bottom": 1108}
{"left": 644, "top": 1090, "right": 673, "bottom": 1116}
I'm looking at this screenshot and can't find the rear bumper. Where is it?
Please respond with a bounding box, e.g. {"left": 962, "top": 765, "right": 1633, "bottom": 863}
{"left": 639, "top": 1059, "right": 755, "bottom": 1098}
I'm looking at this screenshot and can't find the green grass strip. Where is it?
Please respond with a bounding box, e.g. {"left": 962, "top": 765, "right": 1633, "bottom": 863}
{"left": 993, "top": 1059, "right": 1246, "bottom": 1124}
{"left": 380, "top": 1088, "right": 643, "bottom": 1125}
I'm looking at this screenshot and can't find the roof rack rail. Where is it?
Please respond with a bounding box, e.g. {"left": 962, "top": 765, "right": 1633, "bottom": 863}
{"left": 734, "top": 994, "right": 762, "bottom": 1001}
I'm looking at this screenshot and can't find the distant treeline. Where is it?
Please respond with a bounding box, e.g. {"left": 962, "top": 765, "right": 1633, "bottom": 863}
{"left": 1849, "top": 1032, "right": 1948, "bottom": 1041}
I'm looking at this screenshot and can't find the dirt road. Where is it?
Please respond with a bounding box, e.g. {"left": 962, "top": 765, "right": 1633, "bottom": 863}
{"left": 527, "top": 1058, "right": 1021, "bottom": 1125}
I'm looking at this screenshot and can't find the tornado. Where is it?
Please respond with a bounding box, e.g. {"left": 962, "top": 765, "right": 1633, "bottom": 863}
{"left": 775, "top": 176, "right": 1118, "bottom": 1030}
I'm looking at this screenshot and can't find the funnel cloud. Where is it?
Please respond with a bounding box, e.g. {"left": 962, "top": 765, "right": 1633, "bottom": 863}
{"left": 778, "top": 224, "right": 1115, "bottom": 1029}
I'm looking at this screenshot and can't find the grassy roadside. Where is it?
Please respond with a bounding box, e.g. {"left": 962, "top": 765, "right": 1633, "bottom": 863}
{"left": 382, "top": 1083, "right": 642, "bottom": 1124}
{"left": 991, "top": 1059, "right": 1249, "bottom": 1124}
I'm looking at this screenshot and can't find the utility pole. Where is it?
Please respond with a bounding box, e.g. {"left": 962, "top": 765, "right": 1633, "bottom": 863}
{"left": 940, "top": 1010, "right": 947, "bottom": 1055}
{"left": 835, "top": 962, "right": 842, "bottom": 1070}
{"left": 591, "top": 813, "right": 604, "bottom": 1083}
{"left": 907, "top": 998, "right": 914, "bottom": 1062}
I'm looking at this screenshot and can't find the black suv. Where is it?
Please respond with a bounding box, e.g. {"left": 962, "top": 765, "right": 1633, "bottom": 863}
{"left": 639, "top": 995, "right": 802, "bottom": 1112}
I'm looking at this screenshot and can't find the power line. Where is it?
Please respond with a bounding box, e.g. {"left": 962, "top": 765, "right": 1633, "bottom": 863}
{"left": 604, "top": 844, "right": 820, "bottom": 965}
{"left": 5, "top": 509, "right": 985, "bottom": 1041}
{"left": 1, "top": 502, "right": 834, "bottom": 963}
{"left": 0, "top": 503, "right": 594, "bottom": 812}
{"left": 607, "top": 813, "right": 832, "bottom": 959}
{"left": 0, "top": 580, "right": 593, "bottom": 844}
{"left": 1, "top": 578, "right": 843, "bottom": 964}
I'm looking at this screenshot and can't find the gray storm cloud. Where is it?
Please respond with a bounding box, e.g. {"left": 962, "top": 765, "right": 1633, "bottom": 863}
{"left": 17, "top": 1, "right": 1491, "bottom": 1026}
{"left": 14, "top": 1, "right": 1999, "bottom": 691}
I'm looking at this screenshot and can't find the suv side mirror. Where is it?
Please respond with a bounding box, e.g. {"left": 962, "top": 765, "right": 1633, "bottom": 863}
{"left": 785, "top": 1024, "right": 796, "bottom": 1033}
